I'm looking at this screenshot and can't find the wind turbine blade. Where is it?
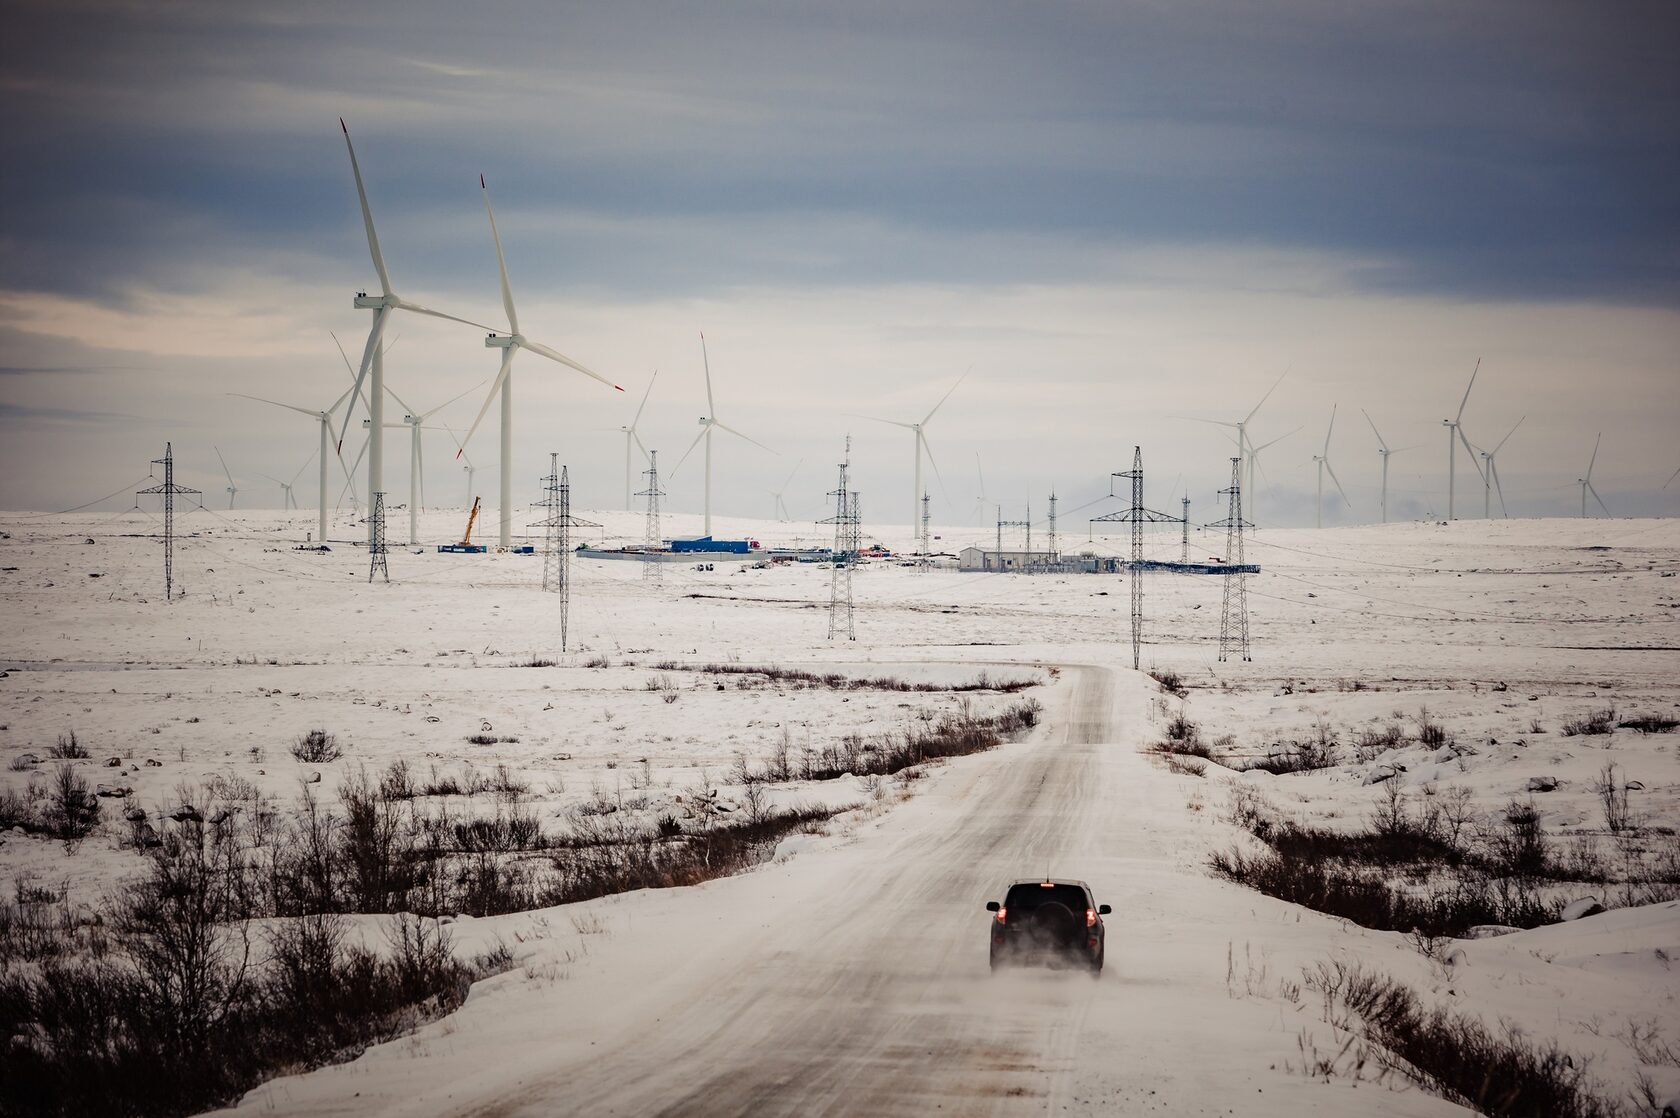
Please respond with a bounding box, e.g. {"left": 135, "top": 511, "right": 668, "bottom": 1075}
{"left": 440, "top": 421, "right": 473, "bottom": 469}
{"left": 1492, "top": 460, "right": 1509, "bottom": 518}
{"left": 632, "top": 430, "right": 650, "bottom": 462}
{"left": 1590, "top": 483, "right": 1611, "bottom": 517}
{"left": 1243, "top": 371, "right": 1287, "bottom": 425}
{"left": 1492, "top": 415, "right": 1525, "bottom": 456}
{"left": 287, "top": 450, "right": 316, "bottom": 488}
{"left": 1586, "top": 432, "right": 1601, "bottom": 480}
{"left": 390, "top": 297, "right": 494, "bottom": 333}
{"left": 332, "top": 330, "right": 373, "bottom": 415}
{"left": 1666, "top": 464, "right": 1680, "bottom": 490}
{"left": 419, "top": 379, "right": 487, "bottom": 421}
{"left": 1324, "top": 459, "right": 1351, "bottom": 507}
{"left": 1322, "top": 403, "right": 1338, "bottom": 455}
{"left": 1360, "top": 408, "right": 1389, "bottom": 451}
{"left": 457, "top": 348, "right": 518, "bottom": 456}
{"left": 1457, "top": 427, "right": 1486, "bottom": 483}
{"left": 214, "top": 446, "right": 235, "bottom": 488}
{"left": 227, "top": 392, "right": 317, "bottom": 418}
{"left": 921, "top": 433, "right": 953, "bottom": 510}
{"left": 326, "top": 383, "right": 356, "bottom": 417}
{"left": 713, "top": 420, "right": 774, "bottom": 454}
{"left": 1172, "top": 416, "right": 1241, "bottom": 430}
{"left": 383, "top": 381, "right": 416, "bottom": 418}
{"left": 671, "top": 423, "right": 710, "bottom": 474}
{"left": 340, "top": 119, "right": 392, "bottom": 296}
{"left": 1455, "top": 358, "right": 1481, "bottom": 422}
{"left": 256, "top": 472, "right": 285, "bottom": 486}
{"left": 699, "top": 332, "right": 714, "bottom": 417}
{"left": 521, "top": 338, "right": 623, "bottom": 392}
{"left": 778, "top": 458, "right": 804, "bottom": 491}
{"left": 479, "top": 174, "right": 518, "bottom": 335}
{"left": 922, "top": 368, "right": 969, "bottom": 426}
{"left": 337, "top": 308, "right": 388, "bottom": 451}
{"left": 844, "top": 412, "right": 916, "bottom": 430}
{"left": 630, "top": 370, "right": 658, "bottom": 430}
{"left": 1251, "top": 426, "right": 1302, "bottom": 453}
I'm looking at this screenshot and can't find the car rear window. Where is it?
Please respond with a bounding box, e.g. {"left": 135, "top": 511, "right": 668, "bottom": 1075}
{"left": 1004, "top": 883, "right": 1088, "bottom": 913}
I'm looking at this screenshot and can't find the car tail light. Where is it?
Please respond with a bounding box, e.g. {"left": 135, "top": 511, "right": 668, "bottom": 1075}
{"left": 1086, "top": 908, "right": 1098, "bottom": 928}
{"left": 996, "top": 906, "right": 1008, "bottom": 925}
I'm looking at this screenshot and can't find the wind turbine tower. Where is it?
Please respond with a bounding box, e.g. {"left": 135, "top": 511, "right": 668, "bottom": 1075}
{"left": 1477, "top": 416, "right": 1524, "bottom": 519}
{"left": 461, "top": 174, "right": 623, "bottom": 549}
{"left": 1312, "top": 405, "right": 1351, "bottom": 529}
{"left": 674, "top": 334, "right": 772, "bottom": 537}
{"left": 1442, "top": 359, "right": 1486, "bottom": 520}
{"left": 1361, "top": 408, "right": 1416, "bottom": 525}
{"left": 620, "top": 372, "right": 657, "bottom": 509}
{"left": 1578, "top": 434, "right": 1611, "bottom": 517}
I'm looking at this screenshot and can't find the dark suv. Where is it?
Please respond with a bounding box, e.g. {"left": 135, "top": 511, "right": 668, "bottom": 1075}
{"left": 985, "top": 879, "right": 1109, "bottom": 973}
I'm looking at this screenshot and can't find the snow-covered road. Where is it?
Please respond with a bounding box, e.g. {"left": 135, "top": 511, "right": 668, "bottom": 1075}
{"left": 233, "top": 663, "right": 1458, "bottom": 1117}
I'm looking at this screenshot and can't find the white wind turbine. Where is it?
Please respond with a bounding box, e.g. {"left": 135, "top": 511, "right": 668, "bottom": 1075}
{"left": 335, "top": 119, "right": 490, "bottom": 549}
{"left": 1244, "top": 427, "right": 1299, "bottom": 526}
{"left": 256, "top": 459, "right": 309, "bottom": 511}
{"left": 1476, "top": 416, "right": 1524, "bottom": 519}
{"left": 672, "top": 333, "right": 773, "bottom": 537}
{"left": 853, "top": 371, "right": 965, "bottom": 531}
{"left": 214, "top": 447, "right": 238, "bottom": 510}
{"left": 619, "top": 372, "right": 657, "bottom": 509}
{"left": 1360, "top": 409, "right": 1423, "bottom": 524}
{"left": 768, "top": 459, "right": 803, "bottom": 521}
{"left": 1312, "top": 405, "right": 1351, "bottom": 529}
{"left": 1442, "top": 359, "right": 1486, "bottom": 520}
{"left": 382, "top": 380, "right": 482, "bottom": 545}
{"left": 458, "top": 174, "right": 621, "bottom": 548}
{"left": 1178, "top": 371, "right": 1285, "bottom": 523}
{"left": 1578, "top": 434, "right": 1611, "bottom": 518}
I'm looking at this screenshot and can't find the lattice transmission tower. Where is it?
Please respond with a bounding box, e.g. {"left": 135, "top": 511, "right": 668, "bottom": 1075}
{"left": 136, "top": 442, "right": 200, "bottom": 602}
{"left": 1089, "top": 447, "right": 1182, "bottom": 669}
{"left": 821, "top": 439, "right": 858, "bottom": 640}
{"left": 919, "top": 491, "right": 931, "bottom": 569}
{"left": 636, "top": 450, "right": 666, "bottom": 583}
{"left": 1213, "top": 457, "right": 1253, "bottom": 662}
{"left": 368, "top": 492, "right": 389, "bottom": 583}
{"left": 1047, "top": 490, "right": 1058, "bottom": 564}
{"left": 994, "top": 506, "right": 1030, "bottom": 572}
{"left": 531, "top": 456, "right": 600, "bottom": 651}
{"left": 1181, "top": 496, "right": 1191, "bottom": 562}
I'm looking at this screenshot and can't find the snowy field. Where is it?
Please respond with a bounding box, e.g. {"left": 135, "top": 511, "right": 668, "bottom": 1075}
{"left": 2, "top": 506, "right": 1678, "bottom": 1115}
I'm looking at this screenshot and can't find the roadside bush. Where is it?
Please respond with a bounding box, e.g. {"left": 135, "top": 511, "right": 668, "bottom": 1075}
{"left": 1148, "top": 669, "right": 1187, "bottom": 696}
{"left": 1617, "top": 713, "right": 1677, "bottom": 734}
{"left": 291, "top": 730, "right": 342, "bottom": 764}
{"left": 1306, "top": 961, "right": 1621, "bottom": 1118}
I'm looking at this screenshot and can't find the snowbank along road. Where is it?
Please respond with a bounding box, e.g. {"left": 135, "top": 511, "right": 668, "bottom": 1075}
{"left": 235, "top": 662, "right": 1462, "bottom": 1117}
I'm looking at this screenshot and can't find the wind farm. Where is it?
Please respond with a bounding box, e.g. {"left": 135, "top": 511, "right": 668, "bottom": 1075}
{"left": 3, "top": 8, "right": 1679, "bottom": 1118}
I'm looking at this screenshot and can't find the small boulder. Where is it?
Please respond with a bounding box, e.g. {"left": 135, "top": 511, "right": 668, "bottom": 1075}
{"left": 125, "top": 806, "right": 147, "bottom": 823}
{"left": 137, "top": 823, "right": 161, "bottom": 848}
{"left": 1363, "top": 764, "right": 1400, "bottom": 785}
{"left": 15, "top": 753, "right": 39, "bottom": 767}
{"left": 144, "top": 758, "right": 163, "bottom": 767}
{"left": 307, "top": 772, "right": 322, "bottom": 784}
{"left": 1560, "top": 897, "right": 1604, "bottom": 922}
{"left": 95, "top": 784, "right": 131, "bottom": 798}
{"left": 1626, "top": 780, "right": 1645, "bottom": 791}
{"left": 1464, "top": 925, "right": 1522, "bottom": 939}
{"left": 1526, "top": 775, "right": 1560, "bottom": 793}
{"left": 169, "top": 804, "right": 203, "bottom": 824}
{"left": 105, "top": 756, "right": 122, "bottom": 767}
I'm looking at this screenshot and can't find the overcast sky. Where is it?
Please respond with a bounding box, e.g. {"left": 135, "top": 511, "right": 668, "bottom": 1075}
{"left": 3, "top": 0, "right": 1677, "bottom": 532}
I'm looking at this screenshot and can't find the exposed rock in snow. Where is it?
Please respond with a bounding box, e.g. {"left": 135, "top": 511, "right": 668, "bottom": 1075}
{"left": 1363, "top": 764, "right": 1399, "bottom": 785}
{"left": 1464, "top": 924, "right": 1522, "bottom": 939}
{"left": 95, "top": 784, "right": 131, "bottom": 798}
{"left": 1526, "top": 775, "right": 1560, "bottom": 792}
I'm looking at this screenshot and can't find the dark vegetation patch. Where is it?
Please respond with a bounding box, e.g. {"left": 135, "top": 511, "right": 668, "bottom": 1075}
{"left": 1618, "top": 714, "right": 1677, "bottom": 734}
{"left": 1, "top": 765, "right": 844, "bottom": 1117}
{"left": 690, "top": 663, "right": 1037, "bottom": 693}
{"left": 290, "top": 729, "right": 342, "bottom": 763}
{"left": 45, "top": 733, "right": 88, "bottom": 761}
{"left": 1306, "top": 961, "right": 1624, "bottom": 1118}
{"left": 1561, "top": 708, "right": 1616, "bottom": 737}
{"left": 1147, "top": 668, "right": 1187, "bottom": 697}
{"left": 783, "top": 699, "right": 1041, "bottom": 781}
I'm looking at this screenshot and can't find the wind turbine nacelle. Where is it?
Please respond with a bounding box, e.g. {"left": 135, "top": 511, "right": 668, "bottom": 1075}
{"left": 698, "top": 417, "right": 709, "bottom": 425}
{"left": 362, "top": 419, "right": 372, "bottom": 429}
{"left": 405, "top": 415, "right": 418, "bottom": 423}
{"left": 353, "top": 293, "right": 385, "bottom": 310}
{"left": 485, "top": 334, "right": 516, "bottom": 350}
